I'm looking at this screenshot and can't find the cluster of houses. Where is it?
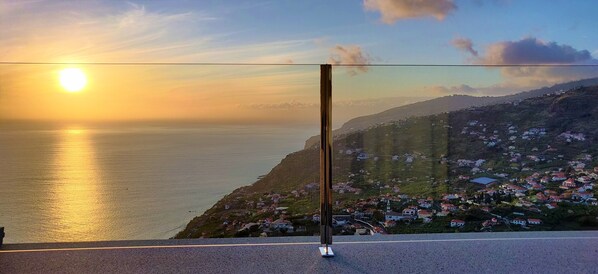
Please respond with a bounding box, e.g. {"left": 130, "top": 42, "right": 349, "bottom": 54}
{"left": 378, "top": 164, "right": 597, "bottom": 230}
{"left": 226, "top": 158, "right": 597, "bottom": 236}
{"left": 220, "top": 118, "right": 598, "bottom": 236}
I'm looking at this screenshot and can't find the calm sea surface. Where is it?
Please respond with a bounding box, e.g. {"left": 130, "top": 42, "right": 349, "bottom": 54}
{"left": 0, "top": 122, "right": 315, "bottom": 243}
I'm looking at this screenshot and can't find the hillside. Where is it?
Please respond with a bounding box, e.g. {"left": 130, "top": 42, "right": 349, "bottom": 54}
{"left": 304, "top": 77, "right": 598, "bottom": 148}
{"left": 177, "top": 85, "right": 598, "bottom": 238}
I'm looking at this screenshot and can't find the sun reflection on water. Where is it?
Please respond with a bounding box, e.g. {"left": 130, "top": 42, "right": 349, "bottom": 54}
{"left": 52, "top": 128, "right": 105, "bottom": 241}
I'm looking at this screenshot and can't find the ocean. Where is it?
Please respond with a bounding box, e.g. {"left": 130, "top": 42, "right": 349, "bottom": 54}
{"left": 0, "top": 122, "right": 316, "bottom": 243}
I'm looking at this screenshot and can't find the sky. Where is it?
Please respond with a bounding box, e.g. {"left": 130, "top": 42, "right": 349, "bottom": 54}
{"left": 1, "top": 0, "right": 598, "bottom": 124}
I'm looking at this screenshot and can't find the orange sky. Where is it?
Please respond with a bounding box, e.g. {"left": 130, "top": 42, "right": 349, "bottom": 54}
{"left": 2, "top": 1, "right": 596, "bottom": 125}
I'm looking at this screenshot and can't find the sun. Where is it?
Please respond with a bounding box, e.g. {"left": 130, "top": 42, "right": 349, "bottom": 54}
{"left": 59, "top": 68, "right": 87, "bottom": 92}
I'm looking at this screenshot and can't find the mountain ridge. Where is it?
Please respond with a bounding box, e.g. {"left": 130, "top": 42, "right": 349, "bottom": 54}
{"left": 176, "top": 81, "right": 598, "bottom": 238}
{"left": 304, "top": 77, "right": 598, "bottom": 148}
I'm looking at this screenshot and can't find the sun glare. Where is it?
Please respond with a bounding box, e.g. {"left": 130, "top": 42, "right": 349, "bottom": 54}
{"left": 59, "top": 68, "right": 87, "bottom": 92}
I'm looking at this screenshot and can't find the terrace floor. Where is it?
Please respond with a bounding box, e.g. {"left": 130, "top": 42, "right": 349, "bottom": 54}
{"left": 2, "top": 231, "right": 598, "bottom": 273}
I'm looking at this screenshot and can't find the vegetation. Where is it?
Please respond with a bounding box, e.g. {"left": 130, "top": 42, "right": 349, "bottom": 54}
{"left": 176, "top": 86, "right": 598, "bottom": 238}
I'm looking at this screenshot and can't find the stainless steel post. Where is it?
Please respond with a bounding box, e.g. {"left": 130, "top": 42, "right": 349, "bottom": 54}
{"left": 319, "top": 64, "right": 334, "bottom": 257}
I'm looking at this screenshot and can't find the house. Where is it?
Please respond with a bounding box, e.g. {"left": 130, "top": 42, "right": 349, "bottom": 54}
{"left": 470, "top": 177, "right": 498, "bottom": 187}
{"left": 271, "top": 219, "right": 294, "bottom": 232}
{"left": 536, "top": 192, "right": 548, "bottom": 202}
{"left": 356, "top": 152, "right": 369, "bottom": 161}
{"left": 505, "top": 184, "right": 527, "bottom": 193}
{"left": 527, "top": 218, "right": 542, "bottom": 225}
{"left": 450, "top": 219, "right": 465, "bottom": 228}
{"left": 577, "top": 176, "right": 593, "bottom": 184}
{"left": 511, "top": 218, "right": 527, "bottom": 226}
{"left": 333, "top": 215, "right": 351, "bottom": 226}
{"left": 312, "top": 214, "right": 321, "bottom": 223}
{"left": 546, "top": 203, "right": 559, "bottom": 209}
{"left": 562, "top": 178, "right": 577, "bottom": 188}
{"left": 385, "top": 211, "right": 403, "bottom": 221}
{"left": 417, "top": 209, "right": 433, "bottom": 218}
{"left": 443, "top": 194, "right": 460, "bottom": 200}
{"left": 385, "top": 211, "right": 415, "bottom": 221}
{"left": 436, "top": 210, "right": 450, "bottom": 217}
{"left": 271, "top": 194, "right": 282, "bottom": 203}
{"left": 528, "top": 182, "right": 544, "bottom": 191}
{"left": 482, "top": 218, "right": 499, "bottom": 227}
{"left": 384, "top": 220, "right": 397, "bottom": 227}
{"left": 238, "top": 222, "right": 260, "bottom": 232}
{"left": 441, "top": 203, "right": 458, "bottom": 212}
{"left": 402, "top": 208, "right": 417, "bottom": 216}
{"left": 573, "top": 191, "right": 594, "bottom": 200}
{"left": 552, "top": 172, "right": 567, "bottom": 181}
{"left": 418, "top": 200, "right": 433, "bottom": 209}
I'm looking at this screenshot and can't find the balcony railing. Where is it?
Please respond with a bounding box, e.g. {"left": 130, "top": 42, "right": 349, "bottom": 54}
{"left": 2, "top": 62, "right": 598, "bottom": 259}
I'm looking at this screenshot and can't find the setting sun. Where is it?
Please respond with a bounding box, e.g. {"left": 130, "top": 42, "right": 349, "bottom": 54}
{"left": 59, "top": 68, "right": 87, "bottom": 92}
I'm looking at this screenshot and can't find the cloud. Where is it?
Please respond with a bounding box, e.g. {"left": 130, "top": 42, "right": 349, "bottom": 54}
{"left": 477, "top": 37, "right": 591, "bottom": 65}
{"left": 452, "top": 38, "right": 478, "bottom": 57}
{"left": 431, "top": 84, "right": 477, "bottom": 94}
{"left": 458, "top": 37, "right": 598, "bottom": 88}
{"left": 363, "top": 0, "right": 456, "bottom": 24}
{"left": 328, "top": 45, "right": 372, "bottom": 76}
{"left": 0, "top": 1, "right": 318, "bottom": 64}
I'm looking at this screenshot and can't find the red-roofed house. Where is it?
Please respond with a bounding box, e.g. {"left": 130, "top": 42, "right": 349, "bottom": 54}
{"left": 536, "top": 192, "right": 548, "bottom": 202}
{"left": 552, "top": 172, "right": 567, "bottom": 181}
{"left": 562, "top": 178, "right": 576, "bottom": 188}
{"left": 417, "top": 209, "right": 433, "bottom": 219}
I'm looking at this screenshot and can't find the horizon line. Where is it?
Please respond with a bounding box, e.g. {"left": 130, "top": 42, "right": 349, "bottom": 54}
{"left": 2, "top": 61, "right": 598, "bottom": 67}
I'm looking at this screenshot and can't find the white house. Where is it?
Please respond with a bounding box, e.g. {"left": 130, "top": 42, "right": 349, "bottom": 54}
{"left": 527, "top": 218, "right": 542, "bottom": 225}
{"left": 357, "top": 152, "right": 369, "bottom": 161}
{"left": 272, "top": 219, "right": 293, "bottom": 231}
{"left": 402, "top": 208, "right": 417, "bottom": 216}
{"left": 450, "top": 219, "right": 465, "bottom": 228}
{"left": 385, "top": 211, "right": 403, "bottom": 221}
{"left": 441, "top": 203, "right": 458, "bottom": 212}
{"left": 511, "top": 218, "right": 527, "bottom": 226}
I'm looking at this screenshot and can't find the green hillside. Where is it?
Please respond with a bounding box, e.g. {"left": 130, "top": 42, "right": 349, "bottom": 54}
{"left": 177, "top": 86, "right": 598, "bottom": 238}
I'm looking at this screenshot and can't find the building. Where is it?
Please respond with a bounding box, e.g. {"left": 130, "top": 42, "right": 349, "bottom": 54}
{"left": 527, "top": 218, "right": 542, "bottom": 225}
{"left": 470, "top": 177, "right": 498, "bottom": 187}
{"left": 417, "top": 209, "right": 433, "bottom": 219}
{"left": 402, "top": 208, "right": 417, "bottom": 216}
{"left": 450, "top": 219, "right": 465, "bottom": 228}
{"left": 511, "top": 218, "right": 527, "bottom": 226}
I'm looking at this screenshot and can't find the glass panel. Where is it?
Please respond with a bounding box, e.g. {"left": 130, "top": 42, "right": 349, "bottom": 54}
{"left": 331, "top": 65, "right": 598, "bottom": 235}
{"left": 0, "top": 64, "right": 319, "bottom": 242}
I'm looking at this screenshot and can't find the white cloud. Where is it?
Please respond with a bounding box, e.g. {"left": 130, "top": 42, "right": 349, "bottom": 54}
{"left": 328, "top": 45, "right": 372, "bottom": 76}
{"left": 363, "top": 0, "right": 456, "bottom": 24}
{"left": 452, "top": 38, "right": 478, "bottom": 57}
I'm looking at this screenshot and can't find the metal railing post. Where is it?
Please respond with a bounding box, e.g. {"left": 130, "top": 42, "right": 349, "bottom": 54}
{"left": 319, "top": 64, "right": 334, "bottom": 257}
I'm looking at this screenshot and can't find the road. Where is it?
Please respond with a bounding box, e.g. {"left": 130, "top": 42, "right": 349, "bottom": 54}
{"left": 2, "top": 231, "right": 598, "bottom": 273}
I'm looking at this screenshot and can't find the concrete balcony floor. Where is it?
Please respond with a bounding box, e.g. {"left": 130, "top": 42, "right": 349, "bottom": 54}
{"left": 2, "top": 231, "right": 598, "bottom": 273}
